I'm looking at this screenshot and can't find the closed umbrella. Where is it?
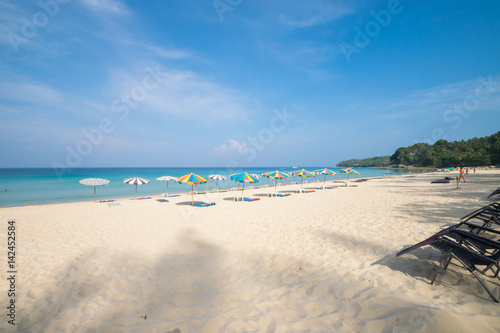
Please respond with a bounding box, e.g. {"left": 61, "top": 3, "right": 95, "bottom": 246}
{"left": 340, "top": 168, "right": 359, "bottom": 187}
{"left": 123, "top": 177, "right": 150, "bottom": 199}
{"left": 177, "top": 173, "right": 209, "bottom": 205}
{"left": 156, "top": 176, "right": 178, "bottom": 197}
{"left": 79, "top": 178, "right": 110, "bottom": 202}
{"left": 208, "top": 174, "right": 227, "bottom": 192}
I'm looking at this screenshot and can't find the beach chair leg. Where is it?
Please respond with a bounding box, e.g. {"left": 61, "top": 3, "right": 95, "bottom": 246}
{"left": 470, "top": 270, "right": 499, "bottom": 303}
{"left": 452, "top": 254, "right": 500, "bottom": 303}
{"left": 431, "top": 252, "right": 452, "bottom": 285}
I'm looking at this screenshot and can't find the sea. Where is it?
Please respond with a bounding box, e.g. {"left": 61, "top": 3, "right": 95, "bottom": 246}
{"left": 0, "top": 167, "right": 411, "bottom": 208}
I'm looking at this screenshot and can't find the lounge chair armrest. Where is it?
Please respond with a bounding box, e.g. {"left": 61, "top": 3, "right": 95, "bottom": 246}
{"left": 438, "top": 238, "right": 499, "bottom": 265}
{"left": 459, "top": 222, "right": 500, "bottom": 236}
{"left": 452, "top": 229, "right": 500, "bottom": 250}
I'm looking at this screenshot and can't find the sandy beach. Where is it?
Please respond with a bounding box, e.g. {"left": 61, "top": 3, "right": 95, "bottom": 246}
{"left": 1, "top": 169, "right": 500, "bottom": 332}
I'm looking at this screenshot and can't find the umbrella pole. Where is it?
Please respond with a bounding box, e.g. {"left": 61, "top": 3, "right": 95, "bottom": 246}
{"left": 166, "top": 182, "right": 169, "bottom": 197}
{"left": 191, "top": 184, "right": 194, "bottom": 205}
{"left": 242, "top": 182, "right": 245, "bottom": 200}
{"left": 346, "top": 174, "right": 349, "bottom": 187}
{"left": 135, "top": 184, "right": 138, "bottom": 199}
{"left": 323, "top": 174, "right": 326, "bottom": 187}
{"left": 94, "top": 186, "right": 96, "bottom": 202}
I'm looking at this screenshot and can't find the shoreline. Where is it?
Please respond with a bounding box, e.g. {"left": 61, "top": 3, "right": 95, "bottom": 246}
{"left": 1, "top": 169, "right": 499, "bottom": 332}
{"left": 0, "top": 169, "right": 415, "bottom": 209}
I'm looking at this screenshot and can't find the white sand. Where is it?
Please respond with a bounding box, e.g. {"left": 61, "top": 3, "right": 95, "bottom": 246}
{"left": 1, "top": 170, "right": 500, "bottom": 332}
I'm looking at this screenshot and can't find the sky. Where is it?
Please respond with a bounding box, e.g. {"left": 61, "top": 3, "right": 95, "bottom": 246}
{"left": 0, "top": 0, "right": 499, "bottom": 168}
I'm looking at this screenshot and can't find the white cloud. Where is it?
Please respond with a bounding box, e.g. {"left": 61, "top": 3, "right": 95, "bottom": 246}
{"left": 146, "top": 45, "right": 192, "bottom": 59}
{"left": 278, "top": 0, "right": 355, "bottom": 28}
{"left": 108, "top": 65, "right": 251, "bottom": 122}
{"left": 0, "top": 81, "right": 61, "bottom": 104}
{"left": 214, "top": 139, "right": 247, "bottom": 154}
{"left": 78, "top": 0, "right": 129, "bottom": 15}
{"left": 373, "top": 75, "right": 500, "bottom": 120}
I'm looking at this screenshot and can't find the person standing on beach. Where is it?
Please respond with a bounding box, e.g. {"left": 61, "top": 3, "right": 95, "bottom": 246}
{"left": 458, "top": 167, "right": 466, "bottom": 183}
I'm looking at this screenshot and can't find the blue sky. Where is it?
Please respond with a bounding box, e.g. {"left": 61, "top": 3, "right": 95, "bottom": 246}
{"left": 1, "top": 0, "right": 499, "bottom": 168}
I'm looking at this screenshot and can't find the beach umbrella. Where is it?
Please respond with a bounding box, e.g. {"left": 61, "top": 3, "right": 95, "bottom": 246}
{"left": 264, "top": 171, "right": 290, "bottom": 194}
{"left": 79, "top": 178, "right": 110, "bottom": 202}
{"left": 340, "top": 168, "right": 359, "bottom": 187}
{"left": 177, "top": 173, "right": 209, "bottom": 205}
{"left": 230, "top": 172, "right": 259, "bottom": 200}
{"left": 156, "top": 176, "right": 178, "bottom": 197}
{"left": 208, "top": 174, "right": 226, "bottom": 192}
{"left": 291, "top": 169, "right": 315, "bottom": 190}
{"left": 315, "top": 168, "right": 337, "bottom": 187}
{"left": 262, "top": 172, "right": 272, "bottom": 185}
{"left": 123, "top": 177, "right": 150, "bottom": 199}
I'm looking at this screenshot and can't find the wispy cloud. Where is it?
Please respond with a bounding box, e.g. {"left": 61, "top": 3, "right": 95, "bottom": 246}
{"left": 214, "top": 139, "right": 247, "bottom": 154}
{"left": 372, "top": 75, "right": 500, "bottom": 120}
{"left": 78, "top": 0, "right": 129, "bottom": 16}
{"left": 278, "top": 0, "right": 355, "bottom": 28}
{"left": 0, "top": 81, "right": 62, "bottom": 104}
{"left": 146, "top": 45, "right": 192, "bottom": 59}
{"left": 108, "top": 65, "right": 251, "bottom": 122}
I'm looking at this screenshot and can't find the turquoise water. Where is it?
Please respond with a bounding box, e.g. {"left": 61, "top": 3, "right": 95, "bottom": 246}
{"left": 0, "top": 167, "right": 409, "bottom": 207}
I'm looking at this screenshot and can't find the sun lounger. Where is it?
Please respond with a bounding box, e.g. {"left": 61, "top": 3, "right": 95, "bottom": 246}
{"left": 488, "top": 187, "right": 500, "bottom": 200}
{"left": 234, "top": 197, "right": 260, "bottom": 202}
{"left": 98, "top": 199, "right": 115, "bottom": 203}
{"left": 460, "top": 204, "right": 500, "bottom": 229}
{"left": 192, "top": 202, "right": 216, "bottom": 207}
{"left": 296, "top": 189, "right": 315, "bottom": 193}
{"left": 431, "top": 179, "right": 451, "bottom": 184}
{"left": 243, "top": 197, "right": 260, "bottom": 202}
{"left": 137, "top": 197, "right": 151, "bottom": 200}
{"left": 268, "top": 193, "right": 291, "bottom": 197}
{"left": 396, "top": 227, "right": 500, "bottom": 302}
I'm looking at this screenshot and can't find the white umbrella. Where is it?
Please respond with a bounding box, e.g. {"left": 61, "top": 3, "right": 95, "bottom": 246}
{"left": 123, "top": 177, "right": 150, "bottom": 199}
{"left": 79, "top": 178, "right": 110, "bottom": 202}
{"left": 208, "top": 174, "right": 226, "bottom": 192}
{"left": 156, "top": 176, "right": 178, "bottom": 197}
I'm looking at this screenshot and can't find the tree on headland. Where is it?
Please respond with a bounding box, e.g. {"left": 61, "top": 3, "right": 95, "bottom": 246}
{"left": 338, "top": 131, "right": 500, "bottom": 168}
{"left": 390, "top": 131, "right": 500, "bottom": 167}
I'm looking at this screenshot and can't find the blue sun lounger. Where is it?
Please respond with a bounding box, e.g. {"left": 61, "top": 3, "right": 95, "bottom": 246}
{"left": 243, "top": 197, "right": 260, "bottom": 202}
{"left": 297, "top": 189, "right": 315, "bottom": 193}
{"left": 192, "top": 202, "right": 216, "bottom": 207}
{"left": 268, "top": 193, "right": 291, "bottom": 197}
